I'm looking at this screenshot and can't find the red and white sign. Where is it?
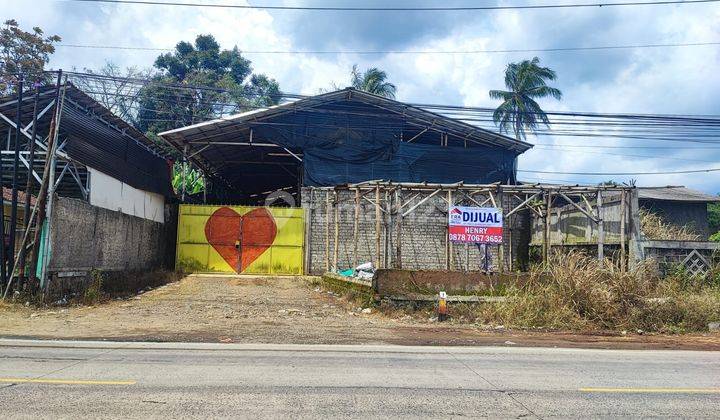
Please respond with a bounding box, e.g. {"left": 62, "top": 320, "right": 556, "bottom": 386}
{"left": 448, "top": 206, "right": 503, "bottom": 244}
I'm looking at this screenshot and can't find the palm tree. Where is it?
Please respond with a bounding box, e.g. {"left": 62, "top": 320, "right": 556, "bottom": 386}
{"left": 350, "top": 65, "right": 397, "bottom": 99}
{"left": 489, "top": 57, "right": 562, "bottom": 140}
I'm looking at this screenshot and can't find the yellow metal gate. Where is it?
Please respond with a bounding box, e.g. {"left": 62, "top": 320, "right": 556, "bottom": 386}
{"left": 176, "top": 205, "right": 305, "bottom": 275}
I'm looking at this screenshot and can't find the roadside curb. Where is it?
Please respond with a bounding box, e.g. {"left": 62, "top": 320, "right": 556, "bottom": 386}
{"left": 0, "top": 338, "right": 713, "bottom": 355}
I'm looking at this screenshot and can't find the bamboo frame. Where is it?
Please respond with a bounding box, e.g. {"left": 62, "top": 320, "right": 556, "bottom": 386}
{"left": 306, "top": 182, "right": 636, "bottom": 274}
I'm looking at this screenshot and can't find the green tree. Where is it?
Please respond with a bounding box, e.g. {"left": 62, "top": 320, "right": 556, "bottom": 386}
{"left": 489, "top": 57, "right": 562, "bottom": 140}
{"left": 350, "top": 65, "right": 397, "bottom": 98}
{"left": 0, "top": 19, "right": 60, "bottom": 94}
{"left": 136, "top": 34, "right": 280, "bottom": 135}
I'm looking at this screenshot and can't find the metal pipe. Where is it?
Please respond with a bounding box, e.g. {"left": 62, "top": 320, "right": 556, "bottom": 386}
{"left": 18, "top": 82, "right": 40, "bottom": 279}
{"left": 29, "top": 70, "right": 63, "bottom": 290}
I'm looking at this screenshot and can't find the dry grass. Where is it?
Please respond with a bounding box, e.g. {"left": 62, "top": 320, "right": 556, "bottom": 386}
{"left": 640, "top": 209, "right": 701, "bottom": 241}
{"left": 470, "top": 252, "right": 720, "bottom": 333}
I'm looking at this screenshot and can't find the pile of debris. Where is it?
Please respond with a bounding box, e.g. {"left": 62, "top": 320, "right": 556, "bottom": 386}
{"left": 337, "top": 262, "right": 375, "bottom": 281}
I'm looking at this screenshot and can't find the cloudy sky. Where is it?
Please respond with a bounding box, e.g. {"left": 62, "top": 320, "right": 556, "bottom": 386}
{"left": 5, "top": 0, "right": 720, "bottom": 192}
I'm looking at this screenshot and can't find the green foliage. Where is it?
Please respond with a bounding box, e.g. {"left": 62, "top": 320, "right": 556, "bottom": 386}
{"left": 350, "top": 64, "right": 397, "bottom": 98}
{"left": 489, "top": 57, "right": 562, "bottom": 140}
{"left": 709, "top": 198, "right": 720, "bottom": 240}
{"left": 83, "top": 270, "right": 105, "bottom": 305}
{"left": 0, "top": 19, "right": 61, "bottom": 94}
{"left": 136, "top": 34, "right": 281, "bottom": 135}
{"left": 172, "top": 162, "right": 205, "bottom": 195}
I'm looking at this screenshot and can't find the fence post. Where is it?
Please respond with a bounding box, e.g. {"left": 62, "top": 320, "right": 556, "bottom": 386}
{"left": 325, "top": 190, "right": 330, "bottom": 272}
{"left": 597, "top": 191, "right": 604, "bottom": 260}
{"left": 395, "top": 187, "right": 403, "bottom": 269}
{"left": 628, "top": 188, "right": 643, "bottom": 270}
{"left": 446, "top": 189, "right": 452, "bottom": 270}
{"left": 353, "top": 188, "right": 359, "bottom": 268}
{"left": 375, "top": 185, "right": 381, "bottom": 269}
{"left": 544, "top": 191, "right": 552, "bottom": 265}
{"left": 620, "top": 189, "right": 627, "bottom": 272}
{"left": 332, "top": 189, "right": 339, "bottom": 271}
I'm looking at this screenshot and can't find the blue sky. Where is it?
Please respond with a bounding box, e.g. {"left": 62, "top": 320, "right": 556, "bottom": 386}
{"left": 4, "top": 0, "right": 720, "bottom": 193}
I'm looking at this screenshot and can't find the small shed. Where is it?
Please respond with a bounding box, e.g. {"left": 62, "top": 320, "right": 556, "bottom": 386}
{"left": 637, "top": 187, "right": 719, "bottom": 240}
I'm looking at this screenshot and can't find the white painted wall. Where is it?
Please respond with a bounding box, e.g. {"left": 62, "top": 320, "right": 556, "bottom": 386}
{"left": 88, "top": 167, "right": 165, "bottom": 223}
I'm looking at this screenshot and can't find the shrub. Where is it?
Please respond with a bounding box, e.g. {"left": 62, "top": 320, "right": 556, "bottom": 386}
{"left": 83, "top": 269, "right": 105, "bottom": 305}
{"left": 477, "top": 251, "right": 720, "bottom": 333}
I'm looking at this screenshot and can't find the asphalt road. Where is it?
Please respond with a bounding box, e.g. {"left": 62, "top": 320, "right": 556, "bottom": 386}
{"left": 0, "top": 339, "right": 718, "bottom": 418}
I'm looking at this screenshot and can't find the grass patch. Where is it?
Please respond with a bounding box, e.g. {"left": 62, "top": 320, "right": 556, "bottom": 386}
{"left": 470, "top": 251, "right": 720, "bottom": 333}
{"left": 308, "top": 274, "right": 375, "bottom": 308}
{"left": 640, "top": 209, "right": 700, "bottom": 241}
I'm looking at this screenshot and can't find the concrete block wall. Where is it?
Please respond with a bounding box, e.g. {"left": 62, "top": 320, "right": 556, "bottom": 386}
{"left": 302, "top": 187, "right": 531, "bottom": 275}
{"left": 48, "top": 196, "right": 173, "bottom": 274}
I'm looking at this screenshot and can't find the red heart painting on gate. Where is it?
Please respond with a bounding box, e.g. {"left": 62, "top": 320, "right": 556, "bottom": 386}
{"left": 204, "top": 207, "right": 277, "bottom": 273}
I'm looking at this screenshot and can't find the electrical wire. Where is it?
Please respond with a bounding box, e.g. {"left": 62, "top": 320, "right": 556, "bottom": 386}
{"left": 55, "top": 41, "right": 720, "bottom": 55}
{"left": 64, "top": 0, "right": 720, "bottom": 11}
{"left": 517, "top": 167, "right": 720, "bottom": 175}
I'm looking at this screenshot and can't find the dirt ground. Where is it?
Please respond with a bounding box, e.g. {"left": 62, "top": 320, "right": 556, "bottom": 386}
{"left": 1, "top": 274, "right": 719, "bottom": 350}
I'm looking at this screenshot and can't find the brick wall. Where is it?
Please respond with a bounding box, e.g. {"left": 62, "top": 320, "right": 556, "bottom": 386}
{"left": 302, "top": 187, "right": 531, "bottom": 275}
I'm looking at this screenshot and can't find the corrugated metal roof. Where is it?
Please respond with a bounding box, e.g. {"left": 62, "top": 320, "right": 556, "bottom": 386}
{"left": 638, "top": 187, "right": 720, "bottom": 202}
{"left": 159, "top": 88, "right": 533, "bottom": 153}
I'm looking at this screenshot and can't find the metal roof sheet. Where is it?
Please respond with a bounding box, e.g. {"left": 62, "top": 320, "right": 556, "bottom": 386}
{"left": 638, "top": 187, "right": 719, "bottom": 202}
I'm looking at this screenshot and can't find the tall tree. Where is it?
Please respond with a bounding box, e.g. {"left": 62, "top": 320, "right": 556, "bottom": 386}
{"left": 350, "top": 65, "right": 397, "bottom": 98}
{"left": 489, "top": 57, "right": 562, "bottom": 140}
{"left": 136, "top": 34, "right": 280, "bottom": 136}
{"left": 73, "top": 62, "right": 155, "bottom": 123}
{"left": 0, "top": 20, "right": 60, "bottom": 94}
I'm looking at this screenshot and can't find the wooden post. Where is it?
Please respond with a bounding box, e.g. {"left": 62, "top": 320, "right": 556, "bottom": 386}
{"left": 325, "top": 191, "right": 331, "bottom": 272}
{"left": 620, "top": 189, "right": 627, "bottom": 272}
{"left": 353, "top": 188, "right": 359, "bottom": 268}
{"left": 628, "top": 188, "right": 643, "bottom": 269}
{"left": 304, "top": 190, "right": 313, "bottom": 275}
{"left": 395, "top": 187, "right": 403, "bottom": 269}
{"left": 465, "top": 244, "right": 470, "bottom": 272}
{"left": 375, "top": 185, "right": 381, "bottom": 269}
{"left": 497, "top": 191, "right": 504, "bottom": 273}
{"left": 555, "top": 208, "right": 562, "bottom": 244}
{"left": 181, "top": 145, "right": 188, "bottom": 202}
{"left": 385, "top": 189, "right": 392, "bottom": 268}
{"left": 597, "top": 190, "right": 604, "bottom": 261}
{"left": 544, "top": 192, "right": 552, "bottom": 265}
{"left": 333, "top": 190, "right": 339, "bottom": 271}
{"left": 508, "top": 224, "right": 513, "bottom": 272}
{"left": 446, "top": 190, "right": 452, "bottom": 270}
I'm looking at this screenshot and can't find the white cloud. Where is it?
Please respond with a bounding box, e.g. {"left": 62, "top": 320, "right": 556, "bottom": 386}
{"left": 6, "top": 0, "right": 719, "bottom": 192}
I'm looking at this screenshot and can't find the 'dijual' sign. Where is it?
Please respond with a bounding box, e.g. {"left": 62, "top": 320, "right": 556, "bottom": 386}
{"left": 448, "top": 206, "right": 503, "bottom": 244}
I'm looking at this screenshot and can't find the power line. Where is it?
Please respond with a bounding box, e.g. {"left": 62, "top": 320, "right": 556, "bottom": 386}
{"left": 55, "top": 40, "right": 720, "bottom": 55}
{"left": 533, "top": 143, "right": 720, "bottom": 149}
{"left": 62, "top": 70, "right": 720, "bottom": 121}
{"left": 517, "top": 167, "right": 720, "bottom": 175}
{"left": 532, "top": 145, "right": 718, "bottom": 162}
{"left": 64, "top": 0, "right": 720, "bottom": 11}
